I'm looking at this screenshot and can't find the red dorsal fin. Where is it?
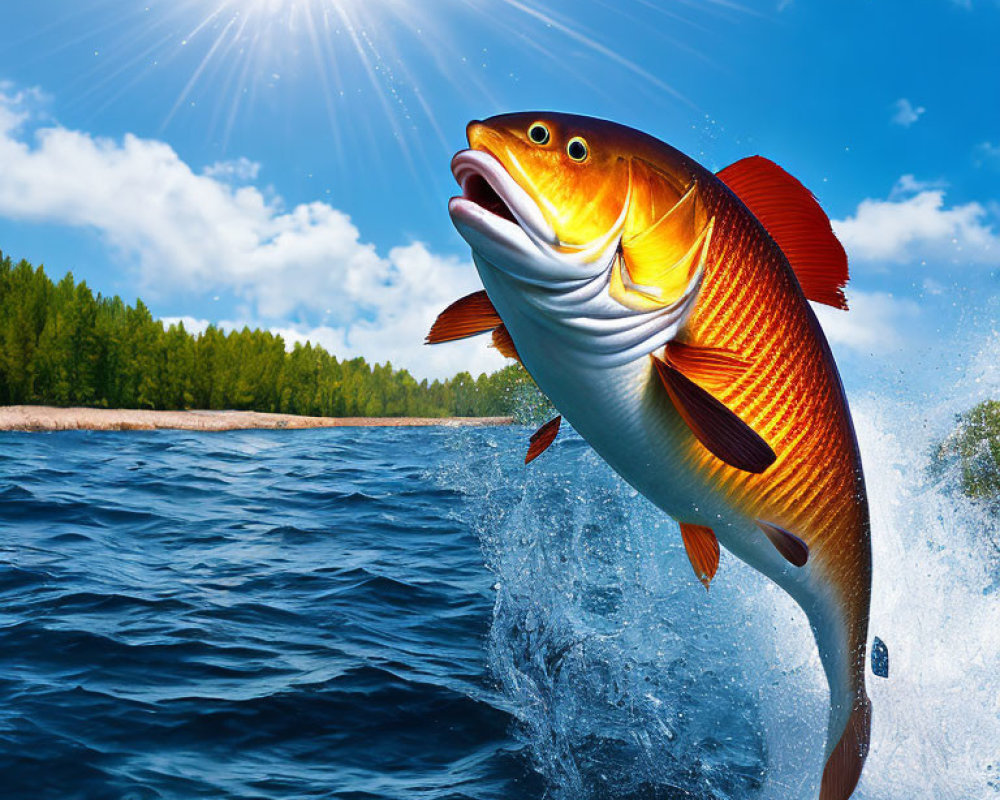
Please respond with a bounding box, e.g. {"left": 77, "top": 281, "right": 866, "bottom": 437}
{"left": 663, "top": 341, "right": 753, "bottom": 393}
{"left": 425, "top": 291, "right": 502, "bottom": 344}
{"left": 755, "top": 520, "right": 810, "bottom": 567}
{"left": 717, "top": 156, "right": 849, "bottom": 310}
{"left": 491, "top": 324, "right": 520, "bottom": 362}
{"left": 525, "top": 416, "right": 561, "bottom": 464}
{"left": 651, "top": 354, "right": 776, "bottom": 474}
{"left": 679, "top": 523, "right": 720, "bottom": 590}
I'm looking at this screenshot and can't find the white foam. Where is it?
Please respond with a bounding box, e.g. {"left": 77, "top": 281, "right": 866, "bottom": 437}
{"left": 448, "top": 374, "right": 1000, "bottom": 799}
{"left": 849, "top": 399, "right": 1000, "bottom": 800}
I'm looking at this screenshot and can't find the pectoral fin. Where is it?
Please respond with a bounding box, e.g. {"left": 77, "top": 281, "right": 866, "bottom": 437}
{"left": 755, "top": 519, "right": 809, "bottom": 567}
{"left": 651, "top": 355, "right": 776, "bottom": 474}
{"left": 663, "top": 341, "right": 753, "bottom": 393}
{"left": 491, "top": 324, "right": 520, "bottom": 362}
{"left": 679, "top": 522, "right": 720, "bottom": 590}
{"left": 525, "top": 416, "right": 561, "bottom": 464}
{"left": 426, "top": 291, "right": 501, "bottom": 344}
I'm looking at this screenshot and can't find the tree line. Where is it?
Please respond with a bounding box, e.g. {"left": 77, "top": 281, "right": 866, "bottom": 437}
{"left": 0, "top": 252, "right": 546, "bottom": 419}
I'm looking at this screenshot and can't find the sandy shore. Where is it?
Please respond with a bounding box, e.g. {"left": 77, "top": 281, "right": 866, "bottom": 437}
{"left": 0, "top": 406, "right": 514, "bottom": 432}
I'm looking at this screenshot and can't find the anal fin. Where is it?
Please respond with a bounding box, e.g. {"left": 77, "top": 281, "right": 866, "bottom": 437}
{"left": 525, "top": 416, "right": 561, "bottom": 464}
{"left": 680, "top": 523, "right": 720, "bottom": 590}
{"left": 755, "top": 519, "right": 809, "bottom": 567}
{"left": 426, "top": 291, "right": 501, "bottom": 344}
{"left": 651, "top": 354, "right": 776, "bottom": 474}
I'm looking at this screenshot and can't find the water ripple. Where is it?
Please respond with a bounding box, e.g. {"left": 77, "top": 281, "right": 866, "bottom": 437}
{"left": 0, "top": 428, "right": 536, "bottom": 800}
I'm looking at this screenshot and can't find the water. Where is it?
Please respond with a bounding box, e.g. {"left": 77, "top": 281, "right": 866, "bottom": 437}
{"left": 0, "top": 420, "right": 996, "bottom": 799}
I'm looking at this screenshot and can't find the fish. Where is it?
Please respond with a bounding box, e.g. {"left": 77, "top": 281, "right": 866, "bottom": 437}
{"left": 428, "top": 112, "right": 876, "bottom": 800}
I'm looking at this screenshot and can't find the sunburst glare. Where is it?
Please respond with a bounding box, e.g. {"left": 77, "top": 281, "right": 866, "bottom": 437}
{"left": 24, "top": 0, "right": 749, "bottom": 184}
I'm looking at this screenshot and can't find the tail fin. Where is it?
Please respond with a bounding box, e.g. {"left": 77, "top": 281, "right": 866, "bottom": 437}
{"left": 819, "top": 695, "right": 871, "bottom": 800}
{"left": 799, "top": 591, "right": 871, "bottom": 800}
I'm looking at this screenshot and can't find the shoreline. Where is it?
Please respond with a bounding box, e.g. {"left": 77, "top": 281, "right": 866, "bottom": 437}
{"left": 0, "top": 406, "right": 515, "bottom": 432}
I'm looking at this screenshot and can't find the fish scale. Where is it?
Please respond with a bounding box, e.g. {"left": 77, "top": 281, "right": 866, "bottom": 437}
{"left": 688, "top": 184, "right": 864, "bottom": 548}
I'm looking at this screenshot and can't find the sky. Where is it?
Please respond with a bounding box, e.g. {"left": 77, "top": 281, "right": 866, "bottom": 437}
{"left": 0, "top": 0, "right": 998, "bottom": 401}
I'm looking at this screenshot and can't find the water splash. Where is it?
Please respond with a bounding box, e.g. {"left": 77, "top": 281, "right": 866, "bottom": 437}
{"left": 853, "top": 399, "right": 1000, "bottom": 799}
{"left": 452, "top": 394, "right": 1000, "bottom": 798}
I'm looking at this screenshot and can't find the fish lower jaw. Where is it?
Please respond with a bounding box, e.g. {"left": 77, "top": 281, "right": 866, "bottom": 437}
{"left": 449, "top": 197, "right": 534, "bottom": 263}
{"left": 453, "top": 204, "right": 612, "bottom": 289}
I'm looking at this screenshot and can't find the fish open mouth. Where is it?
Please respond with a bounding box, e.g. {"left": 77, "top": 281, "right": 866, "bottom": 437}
{"left": 458, "top": 172, "right": 518, "bottom": 225}
{"left": 449, "top": 149, "right": 557, "bottom": 250}
{"left": 449, "top": 148, "right": 623, "bottom": 286}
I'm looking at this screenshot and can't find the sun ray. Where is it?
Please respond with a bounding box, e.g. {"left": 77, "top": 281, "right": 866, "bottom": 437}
{"left": 498, "top": 0, "right": 691, "bottom": 105}
{"left": 164, "top": 11, "right": 243, "bottom": 129}
{"left": 31, "top": 0, "right": 748, "bottom": 189}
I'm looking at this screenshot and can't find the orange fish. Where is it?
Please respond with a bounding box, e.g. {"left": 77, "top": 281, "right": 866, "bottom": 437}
{"left": 428, "top": 112, "right": 878, "bottom": 800}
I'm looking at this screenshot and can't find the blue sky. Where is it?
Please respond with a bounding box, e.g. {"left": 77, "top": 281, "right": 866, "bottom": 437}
{"left": 0, "top": 0, "right": 998, "bottom": 394}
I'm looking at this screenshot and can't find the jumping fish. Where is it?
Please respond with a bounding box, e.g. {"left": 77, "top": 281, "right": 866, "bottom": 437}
{"left": 428, "top": 112, "right": 877, "bottom": 799}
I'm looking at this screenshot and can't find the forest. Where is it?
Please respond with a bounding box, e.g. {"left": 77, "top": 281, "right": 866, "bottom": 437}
{"left": 0, "top": 252, "right": 546, "bottom": 419}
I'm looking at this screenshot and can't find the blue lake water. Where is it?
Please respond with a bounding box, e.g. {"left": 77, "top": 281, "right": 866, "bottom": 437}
{"left": 0, "top": 419, "right": 997, "bottom": 799}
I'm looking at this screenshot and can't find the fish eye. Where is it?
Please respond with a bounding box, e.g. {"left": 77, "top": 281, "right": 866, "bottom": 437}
{"left": 528, "top": 122, "right": 550, "bottom": 145}
{"left": 567, "top": 136, "right": 589, "bottom": 162}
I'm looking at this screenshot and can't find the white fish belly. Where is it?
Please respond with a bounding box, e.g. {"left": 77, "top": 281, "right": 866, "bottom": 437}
{"left": 481, "top": 263, "right": 769, "bottom": 566}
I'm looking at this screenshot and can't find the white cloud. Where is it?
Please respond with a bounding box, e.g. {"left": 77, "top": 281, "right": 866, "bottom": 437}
{"left": 266, "top": 241, "right": 505, "bottom": 376}
{"left": 0, "top": 86, "right": 500, "bottom": 380}
{"left": 832, "top": 177, "right": 1000, "bottom": 265}
{"left": 821, "top": 177, "right": 1000, "bottom": 355}
{"left": 202, "top": 157, "right": 261, "bottom": 183}
{"left": 161, "top": 316, "right": 212, "bottom": 336}
{"left": 922, "top": 277, "right": 946, "bottom": 296}
{"left": 973, "top": 141, "right": 1000, "bottom": 169}
{"left": 888, "top": 173, "right": 946, "bottom": 198}
{"left": 891, "top": 98, "right": 925, "bottom": 127}
{"left": 814, "top": 291, "right": 920, "bottom": 354}
{"left": 0, "top": 83, "right": 47, "bottom": 134}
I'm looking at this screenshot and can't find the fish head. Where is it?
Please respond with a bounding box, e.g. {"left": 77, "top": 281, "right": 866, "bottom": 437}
{"left": 449, "top": 112, "right": 714, "bottom": 363}
{"left": 464, "top": 113, "right": 635, "bottom": 250}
